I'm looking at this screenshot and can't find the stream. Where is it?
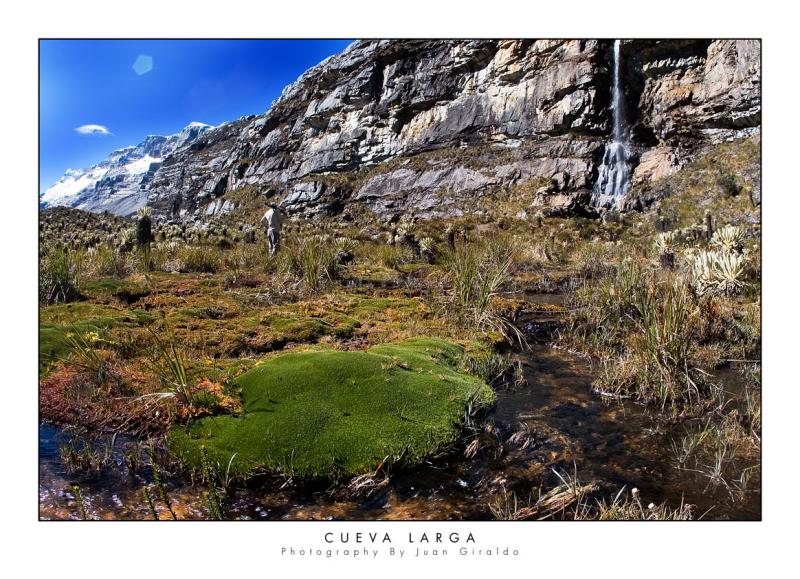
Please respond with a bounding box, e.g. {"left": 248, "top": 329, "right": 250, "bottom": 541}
{"left": 39, "top": 295, "right": 761, "bottom": 520}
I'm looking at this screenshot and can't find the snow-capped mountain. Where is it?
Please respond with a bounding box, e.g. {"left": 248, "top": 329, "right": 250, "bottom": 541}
{"left": 41, "top": 121, "right": 214, "bottom": 216}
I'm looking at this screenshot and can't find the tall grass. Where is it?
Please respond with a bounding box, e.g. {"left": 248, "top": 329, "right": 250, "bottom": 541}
{"left": 59, "top": 433, "right": 117, "bottom": 475}
{"left": 177, "top": 245, "right": 221, "bottom": 273}
{"left": 570, "top": 259, "right": 712, "bottom": 411}
{"left": 61, "top": 326, "right": 109, "bottom": 384}
{"left": 462, "top": 350, "right": 512, "bottom": 385}
{"left": 441, "top": 238, "right": 519, "bottom": 341}
{"left": 568, "top": 259, "right": 644, "bottom": 351}
{"left": 629, "top": 279, "right": 700, "bottom": 408}
{"left": 149, "top": 328, "right": 193, "bottom": 407}
{"left": 670, "top": 400, "right": 760, "bottom": 500}
{"left": 377, "top": 244, "right": 415, "bottom": 270}
{"left": 281, "top": 235, "right": 338, "bottom": 290}
{"left": 40, "top": 245, "right": 83, "bottom": 304}
{"left": 742, "top": 364, "right": 761, "bottom": 440}
{"left": 579, "top": 487, "right": 695, "bottom": 521}
{"left": 86, "top": 243, "right": 127, "bottom": 277}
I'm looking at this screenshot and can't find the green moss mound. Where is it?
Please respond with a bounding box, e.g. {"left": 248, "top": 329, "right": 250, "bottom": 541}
{"left": 169, "top": 337, "right": 495, "bottom": 479}
{"left": 262, "top": 313, "right": 359, "bottom": 342}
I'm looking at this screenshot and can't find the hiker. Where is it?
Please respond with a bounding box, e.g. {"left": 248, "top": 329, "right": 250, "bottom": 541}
{"left": 261, "top": 202, "right": 283, "bottom": 257}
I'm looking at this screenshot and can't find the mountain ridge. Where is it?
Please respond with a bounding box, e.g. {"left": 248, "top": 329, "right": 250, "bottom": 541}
{"left": 41, "top": 121, "right": 215, "bottom": 216}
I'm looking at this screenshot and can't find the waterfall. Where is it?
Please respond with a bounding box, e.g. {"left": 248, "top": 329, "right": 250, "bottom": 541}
{"left": 592, "top": 40, "right": 632, "bottom": 210}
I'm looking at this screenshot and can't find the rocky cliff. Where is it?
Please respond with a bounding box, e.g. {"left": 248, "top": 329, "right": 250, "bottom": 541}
{"left": 41, "top": 122, "right": 215, "bottom": 216}
{"left": 77, "top": 40, "right": 763, "bottom": 223}
{"left": 624, "top": 40, "right": 761, "bottom": 196}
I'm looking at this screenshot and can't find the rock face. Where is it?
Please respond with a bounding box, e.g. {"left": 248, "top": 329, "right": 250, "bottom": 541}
{"left": 625, "top": 40, "right": 761, "bottom": 193}
{"left": 71, "top": 40, "right": 762, "bottom": 222}
{"left": 149, "top": 40, "right": 613, "bottom": 220}
{"left": 41, "top": 122, "right": 214, "bottom": 216}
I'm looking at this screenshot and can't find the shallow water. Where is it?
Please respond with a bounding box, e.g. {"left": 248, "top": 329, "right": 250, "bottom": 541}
{"left": 39, "top": 297, "right": 760, "bottom": 520}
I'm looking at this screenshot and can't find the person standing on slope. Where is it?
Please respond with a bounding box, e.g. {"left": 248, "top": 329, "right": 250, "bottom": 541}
{"left": 261, "top": 202, "right": 283, "bottom": 257}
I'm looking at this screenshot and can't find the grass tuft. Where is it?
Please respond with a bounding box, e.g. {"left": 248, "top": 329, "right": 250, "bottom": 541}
{"left": 40, "top": 245, "right": 83, "bottom": 304}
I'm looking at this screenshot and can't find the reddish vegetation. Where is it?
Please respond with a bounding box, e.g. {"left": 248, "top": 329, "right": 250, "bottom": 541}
{"left": 40, "top": 350, "right": 244, "bottom": 435}
{"left": 40, "top": 361, "right": 174, "bottom": 435}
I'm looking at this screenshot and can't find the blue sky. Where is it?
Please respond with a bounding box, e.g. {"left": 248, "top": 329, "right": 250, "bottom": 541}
{"left": 39, "top": 39, "right": 352, "bottom": 192}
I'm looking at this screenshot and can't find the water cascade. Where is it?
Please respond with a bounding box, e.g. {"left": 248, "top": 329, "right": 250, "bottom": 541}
{"left": 592, "top": 40, "right": 632, "bottom": 210}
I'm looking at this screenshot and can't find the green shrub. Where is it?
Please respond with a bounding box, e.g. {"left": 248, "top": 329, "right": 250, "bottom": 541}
{"left": 716, "top": 173, "right": 741, "bottom": 197}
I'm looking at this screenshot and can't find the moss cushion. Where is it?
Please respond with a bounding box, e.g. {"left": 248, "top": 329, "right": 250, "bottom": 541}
{"left": 169, "top": 337, "right": 495, "bottom": 479}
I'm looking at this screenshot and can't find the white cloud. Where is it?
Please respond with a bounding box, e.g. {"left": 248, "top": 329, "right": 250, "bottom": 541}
{"left": 75, "top": 124, "right": 113, "bottom": 136}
